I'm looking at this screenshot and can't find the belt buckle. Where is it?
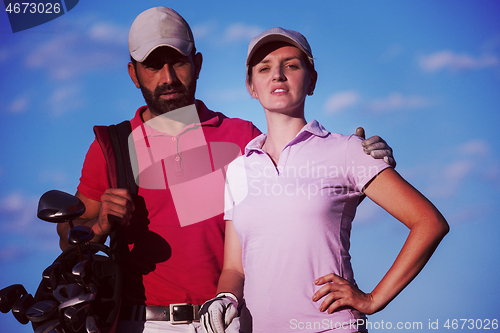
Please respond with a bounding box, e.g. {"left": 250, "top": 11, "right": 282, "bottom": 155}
{"left": 169, "top": 303, "right": 193, "bottom": 324}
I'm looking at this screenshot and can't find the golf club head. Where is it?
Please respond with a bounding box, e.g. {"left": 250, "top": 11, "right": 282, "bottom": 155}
{"left": 72, "top": 260, "right": 92, "bottom": 286}
{"left": 33, "top": 318, "right": 66, "bottom": 333}
{"left": 42, "top": 262, "right": 62, "bottom": 291}
{"left": 58, "top": 290, "right": 96, "bottom": 311}
{"left": 26, "top": 300, "right": 58, "bottom": 323}
{"left": 0, "top": 284, "right": 27, "bottom": 313}
{"left": 63, "top": 302, "right": 91, "bottom": 332}
{"left": 12, "top": 293, "right": 36, "bottom": 325}
{"left": 86, "top": 315, "right": 101, "bottom": 333}
{"left": 68, "top": 225, "right": 94, "bottom": 246}
{"left": 37, "top": 190, "right": 85, "bottom": 223}
{"left": 52, "top": 284, "right": 85, "bottom": 304}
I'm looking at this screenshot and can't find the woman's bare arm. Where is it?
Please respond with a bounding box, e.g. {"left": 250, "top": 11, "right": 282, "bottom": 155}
{"left": 312, "top": 168, "right": 449, "bottom": 314}
{"left": 216, "top": 220, "right": 245, "bottom": 303}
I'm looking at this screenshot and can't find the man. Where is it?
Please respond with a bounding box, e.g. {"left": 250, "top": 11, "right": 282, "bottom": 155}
{"left": 57, "top": 7, "right": 394, "bottom": 333}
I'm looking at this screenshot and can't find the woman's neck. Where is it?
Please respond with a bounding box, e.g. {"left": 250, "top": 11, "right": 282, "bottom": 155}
{"left": 262, "top": 111, "right": 307, "bottom": 165}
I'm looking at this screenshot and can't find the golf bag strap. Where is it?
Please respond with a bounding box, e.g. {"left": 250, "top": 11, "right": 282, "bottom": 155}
{"left": 93, "top": 121, "right": 138, "bottom": 194}
{"left": 94, "top": 120, "right": 136, "bottom": 263}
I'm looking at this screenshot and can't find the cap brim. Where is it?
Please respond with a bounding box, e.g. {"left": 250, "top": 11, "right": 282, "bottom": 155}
{"left": 247, "top": 33, "right": 310, "bottom": 66}
{"left": 131, "top": 38, "right": 193, "bottom": 62}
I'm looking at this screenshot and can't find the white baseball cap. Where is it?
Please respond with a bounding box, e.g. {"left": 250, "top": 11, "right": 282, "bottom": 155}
{"left": 246, "top": 27, "right": 314, "bottom": 67}
{"left": 128, "top": 7, "right": 195, "bottom": 62}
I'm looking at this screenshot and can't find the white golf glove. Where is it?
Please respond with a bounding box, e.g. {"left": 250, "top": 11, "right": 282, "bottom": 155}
{"left": 356, "top": 127, "right": 396, "bottom": 167}
{"left": 199, "top": 292, "right": 238, "bottom": 333}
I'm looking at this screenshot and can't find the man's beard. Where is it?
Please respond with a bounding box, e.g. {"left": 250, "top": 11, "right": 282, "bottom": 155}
{"left": 139, "top": 80, "right": 196, "bottom": 116}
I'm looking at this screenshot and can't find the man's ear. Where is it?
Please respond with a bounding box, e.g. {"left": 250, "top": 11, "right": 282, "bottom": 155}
{"left": 128, "top": 62, "right": 141, "bottom": 89}
{"left": 193, "top": 52, "right": 203, "bottom": 80}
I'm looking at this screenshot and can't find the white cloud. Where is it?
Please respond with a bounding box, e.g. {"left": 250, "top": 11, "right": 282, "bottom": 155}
{"left": 38, "top": 169, "right": 68, "bottom": 185}
{"left": 0, "top": 192, "right": 62, "bottom": 258}
{"left": 23, "top": 20, "right": 127, "bottom": 81}
{"left": 88, "top": 22, "right": 128, "bottom": 45}
{"left": 416, "top": 160, "right": 474, "bottom": 199}
{"left": 324, "top": 91, "right": 432, "bottom": 114}
{"left": 368, "top": 93, "right": 432, "bottom": 113}
{"left": 48, "top": 84, "right": 84, "bottom": 117}
{"left": 0, "top": 192, "right": 37, "bottom": 233}
{"left": 458, "top": 139, "right": 491, "bottom": 156}
{"left": 444, "top": 202, "right": 491, "bottom": 225}
{"left": 25, "top": 34, "right": 73, "bottom": 69}
{"left": 445, "top": 160, "right": 474, "bottom": 182}
{"left": 24, "top": 34, "right": 85, "bottom": 80}
{"left": 418, "top": 51, "right": 499, "bottom": 73}
{"left": 324, "top": 91, "right": 360, "bottom": 114}
{"left": 403, "top": 137, "right": 499, "bottom": 200}
{"left": 0, "top": 245, "right": 29, "bottom": 262}
{"left": 8, "top": 96, "right": 29, "bottom": 114}
{"left": 0, "top": 193, "right": 25, "bottom": 212}
{"left": 192, "top": 22, "right": 216, "bottom": 41}
{"left": 223, "top": 23, "right": 263, "bottom": 43}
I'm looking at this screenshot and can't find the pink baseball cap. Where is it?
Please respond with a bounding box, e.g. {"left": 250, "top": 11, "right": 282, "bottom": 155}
{"left": 128, "top": 7, "right": 195, "bottom": 62}
{"left": 246, "top": 27, "right": 314, "bottom": 67}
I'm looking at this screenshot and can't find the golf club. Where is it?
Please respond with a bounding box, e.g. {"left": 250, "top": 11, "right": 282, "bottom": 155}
{"left": 0, "top": 284, "right": 27, "bottom": 313}
{"left": 58, "top": 287, "right": 96, "bottom": 333}
{"left": 85, "top": 315, "right": 101, "bottom": 333}
{"left": 11, "top": 293, "right": 35, "bottom": 324}
{"left": 72, "top": 260, "right": 92, "bottom": 287}
{"left": 26, "top": 300, "right": 58, "bottom": 323}
{"left": 37, "top": 190, "right": 86, "bottom": 227}
{"left": 42, "top": 262, "right": 63, "bottom": 291}
{"left": 38, "top": 189, "right": 88, "bottom": 263}
{"left": 68, "top": 225, "right": 94, "bottom": 262}
{"left": 58, "top": 290, "right": 96, "bottom": 311}
{"left": 52, "top": 284, "right": 85, "bottom": 304}
{"left": 0, "top": 190, "right": 120, "bottom": 332}
{"left": 63, "top": 302, "right": 91, "bottom": 332}
{"left": 33, "top": 318, "right": 66, "bottom": 333}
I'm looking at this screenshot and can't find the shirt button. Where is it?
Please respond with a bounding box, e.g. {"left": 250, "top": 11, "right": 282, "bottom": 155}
{"left": 172, "top": 137, "right": 177, "bottom": 141}
{"left": 175, "top": 156, "right": 180, "bottom": 162}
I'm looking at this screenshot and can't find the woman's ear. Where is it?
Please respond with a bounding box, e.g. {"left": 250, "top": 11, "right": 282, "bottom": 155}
{"left": 246, "top": 79, "right": 258, "bottom": 99}
{"left": 308, "top": 69, "right": 318, "bottom": 96}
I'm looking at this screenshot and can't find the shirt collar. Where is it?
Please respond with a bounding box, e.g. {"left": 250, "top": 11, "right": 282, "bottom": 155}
{"left": 245, "top": 120, "right": 329, "bottom": 156}
{"left": 131, "top": 100, "right": 221, "bottom": 138}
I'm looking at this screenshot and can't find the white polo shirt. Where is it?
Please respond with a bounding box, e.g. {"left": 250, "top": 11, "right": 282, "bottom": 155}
{"left": 224, "top": 120, "right": 392, "bottom": 332}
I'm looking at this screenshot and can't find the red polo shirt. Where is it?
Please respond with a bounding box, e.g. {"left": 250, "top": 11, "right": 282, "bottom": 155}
{"left": 78, "top": 100, "right": 260, "bottom": 306}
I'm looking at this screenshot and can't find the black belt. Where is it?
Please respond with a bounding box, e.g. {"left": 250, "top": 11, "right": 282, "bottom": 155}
{"left": 119, "top": 303, "right": 201, "bottom": 324}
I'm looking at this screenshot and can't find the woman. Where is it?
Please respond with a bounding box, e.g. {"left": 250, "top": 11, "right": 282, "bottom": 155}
{"left": 200, "top": 28, "right": 449, "bottom": 333}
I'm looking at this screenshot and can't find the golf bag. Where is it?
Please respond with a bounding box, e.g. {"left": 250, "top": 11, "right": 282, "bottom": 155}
{"left": 0, "top": 121, "right": 137, "bottom": 332}
{"left": 32, "top": 242, "right": 122, "bottom": 333}
{"left": 32, "top": 121, "right": 136, "bottom": 332}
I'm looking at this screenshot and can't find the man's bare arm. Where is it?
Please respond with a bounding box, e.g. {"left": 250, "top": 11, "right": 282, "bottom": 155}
{"left": 57, "top": 189, "right": 134, "bottom": 250}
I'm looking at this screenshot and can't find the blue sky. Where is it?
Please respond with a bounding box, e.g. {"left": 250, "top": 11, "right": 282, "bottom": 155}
{"left": 1, "top": 0, "right": 499, "bottom": 331}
